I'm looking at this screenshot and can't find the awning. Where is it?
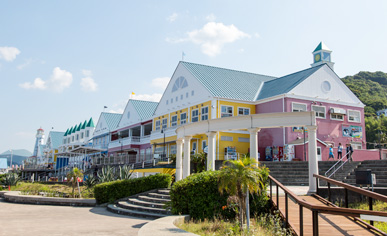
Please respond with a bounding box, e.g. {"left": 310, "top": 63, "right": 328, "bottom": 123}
{"left": 287, "top": 138, "right": 329, "bottom": 147}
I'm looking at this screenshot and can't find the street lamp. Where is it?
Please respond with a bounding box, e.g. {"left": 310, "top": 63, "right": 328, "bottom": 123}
{"left": 9, "top": 149, "right": 13, "bottom": 169}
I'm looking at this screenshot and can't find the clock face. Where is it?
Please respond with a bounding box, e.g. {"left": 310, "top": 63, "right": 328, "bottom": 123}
{"left": 314, "top": 53, "right": 321, "bottom": 62}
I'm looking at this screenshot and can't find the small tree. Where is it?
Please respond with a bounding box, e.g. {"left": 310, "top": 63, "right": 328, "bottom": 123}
{"left": 117, "top": 165, "right": 134, "bottom": 180}
{"left": 98, "top": 166, "right": 115, "bottom": 183}
{"left": 218, "top": 157, "right": 267, "bottom": 226}
{"left": 5, "top": 172, "right": 20, "bottom": 186}
{"left": 67, "top": 167, "right": 83, "bottom": 197}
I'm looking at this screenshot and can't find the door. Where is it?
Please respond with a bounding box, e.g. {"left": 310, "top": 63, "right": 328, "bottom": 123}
{"left": 317, "top": 147, "right": 322, "bottom": 161}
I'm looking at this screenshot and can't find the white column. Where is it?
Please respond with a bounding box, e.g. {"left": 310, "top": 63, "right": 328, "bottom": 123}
{"left": 206, "top": 131, "right": 217, "bottom": 171}
{"left": 306, "top": 125, "right": 318, "bottom": 194}
{"left": 183, "top": 136, "right": 192, "bottom": 179}
{"left": 175, "top": 139, "right": 184, "bottom": 181}
{"left": 248, "top": 128, "right": 261, "bottom": 164}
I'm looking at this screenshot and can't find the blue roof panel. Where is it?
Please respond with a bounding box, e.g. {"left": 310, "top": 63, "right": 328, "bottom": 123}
{"left": 131, "top": 100, "right": 158, "bottom": 120}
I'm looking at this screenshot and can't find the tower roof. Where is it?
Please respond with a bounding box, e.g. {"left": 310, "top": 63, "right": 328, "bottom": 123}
{"left": 86, "top": 118, "right": 95, "bottom": 127}
{"left": 64, "top": 128, "right": 69, "bottom": 137}
{"left": 76, "top": 122, "right": 82, "bottom": 131}
{"left": 313, "top": 42, "right": 331, "bottom": 52}
{"left": 72, "top": 125, "right": 78, "bottom": 133}
{"left": 81, "top": 120, "right": 87, "bottom": 129}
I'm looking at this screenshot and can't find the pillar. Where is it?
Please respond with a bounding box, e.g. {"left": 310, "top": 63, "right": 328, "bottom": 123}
{"left": 248, "top": 128, "right": 261, "bottom": 164}
{"left": 175, "top": 139, "right": 184, "bottom": 181}
{"left": 206, "top": 132, "right": 217, "bottom": 171}
{"left": 183, "top": 136, "right": 192, "bottom": 179}
{"left": 306, "top": 125, "right": 318, "bottom": 194}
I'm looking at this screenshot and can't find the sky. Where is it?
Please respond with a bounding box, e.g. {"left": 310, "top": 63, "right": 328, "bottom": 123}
{"left": 1, "top": 1, "right": 387, "bottom": 153}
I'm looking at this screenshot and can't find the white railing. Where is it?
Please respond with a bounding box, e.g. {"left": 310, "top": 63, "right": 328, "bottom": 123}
{"left": 325, "top": 152, "right": 351, "bottom": 178}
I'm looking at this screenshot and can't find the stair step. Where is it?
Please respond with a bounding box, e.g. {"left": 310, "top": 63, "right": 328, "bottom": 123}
{"left": 148, "top": 192, "right": 171, "bottom": 199}
{"left": 128, "top": 198, "right": 166, "bottom": 209}
{"left": 117, "top": 201, "right": 171, "bottom": 215}
{"left": 138, "top": 195, "right": 170, "bottom": 203}
{"left": 157, "top": 189, "right": 170, "bottom": 194}
{"left": 107, "top": 204, "right": 166, "bottom": 219}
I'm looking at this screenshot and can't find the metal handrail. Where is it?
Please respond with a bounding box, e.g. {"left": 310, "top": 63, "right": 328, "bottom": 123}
{"left": 269, "top": 175, "right": 387, "bottom": 236}
{"left": 324, "top": 152, "right": 350, "bottom": 177}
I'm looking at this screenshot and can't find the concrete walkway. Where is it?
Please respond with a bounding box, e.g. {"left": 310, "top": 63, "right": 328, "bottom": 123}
{"left": 0, "top": 198, "right": 150, "bottom": 236}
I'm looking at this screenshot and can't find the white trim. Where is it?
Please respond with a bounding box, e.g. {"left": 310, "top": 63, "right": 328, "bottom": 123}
{"left": 348, "top": 109, "right": 361, "bottom": 123}
{"left": 285, "top": 94, "right": 365, "bottom": 108}
{"left": 171, "top": 115, "right": 178, "bottom": 127}
{"left": 180, "top": 112, "right": 187, "bottom": 125}
{"left": 201, "top": 106, "right": 209, "bottom": 121}
{"left": 292, "top": 102, "right": 308, "bottom": 112}
{"left": 162, "top": 118, "right": 168, "bottom": 129}
{"left": 191, "top": 109, "right": 199, "bottom": 123}
{"left": 330, "top": 112, "right": 344, "bottom": 121}
{"left": 221, "top": 105, "right": 234, "bottom": 118}
{"left": 237, "top": 107, "right": 250, "bottom": 116}
{"left": 311, "top": 105, "right": 326, "bottom": 119}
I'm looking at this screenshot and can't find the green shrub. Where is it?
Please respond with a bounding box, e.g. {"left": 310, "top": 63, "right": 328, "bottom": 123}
{"left": 94, "top": 173, "right": 172, "bottom": 204}
{"left": 170, "top": 170, "right": 269, "bottom": 221}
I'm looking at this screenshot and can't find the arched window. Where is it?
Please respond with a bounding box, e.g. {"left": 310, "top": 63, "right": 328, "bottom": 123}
{"left": 172, "top": 76, "right": 188, "bottom": 92}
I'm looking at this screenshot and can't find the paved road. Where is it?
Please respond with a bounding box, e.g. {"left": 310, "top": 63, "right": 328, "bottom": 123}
{"left": 0, "top": 198, "right": 150, "bottom": 236}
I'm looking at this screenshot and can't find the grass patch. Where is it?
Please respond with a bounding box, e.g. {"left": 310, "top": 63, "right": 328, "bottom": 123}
{"left": 10, "top": 182, "right": 95, "bottom": 199}
{"left": 350, "top": 200, "right": 387, "bottom": 233}
{"left": 176, "top": 213, "right": 291, "bottom": 236}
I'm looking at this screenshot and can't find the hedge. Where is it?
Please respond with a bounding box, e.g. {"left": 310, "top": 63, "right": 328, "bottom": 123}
{"left": 94, "top": 173, "right": 172, "bottom": 204}
{"left": 170, "top": 170, "right": 269, "bottom": 220}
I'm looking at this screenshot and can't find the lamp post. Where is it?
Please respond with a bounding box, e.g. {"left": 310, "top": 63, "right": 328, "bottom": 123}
{"left": 161, "top": 129, "right": 166, "bottom": 159}
{"left": 9, "top": 149, "right": 13, "bottom": 169}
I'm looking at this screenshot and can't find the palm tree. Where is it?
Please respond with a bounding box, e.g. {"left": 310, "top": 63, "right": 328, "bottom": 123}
{"left": 218, "top": 157, "right": 267, "bottom": 226}
{"left": 67, "top": 167, "right": 83, "bottom": 198}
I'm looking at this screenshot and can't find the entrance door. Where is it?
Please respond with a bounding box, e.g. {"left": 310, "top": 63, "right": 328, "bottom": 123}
{"left": 317, "top": 147, "right": 322, "bottom": 161}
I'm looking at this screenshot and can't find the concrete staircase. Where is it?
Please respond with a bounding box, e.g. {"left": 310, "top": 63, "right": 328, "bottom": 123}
{"left": 261, "top": 161, "right": 359, "bottom": 186}
{"left": 107, "top": 189, "right": 172, "bottom": 219}
{"left": 343, "top": 160, "right": 387, "bottom": 187}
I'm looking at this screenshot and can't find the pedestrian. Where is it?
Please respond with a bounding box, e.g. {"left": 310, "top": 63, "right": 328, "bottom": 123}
{"left": 328, "top": 145, "right": 335, "bottom": 160}
{"left": 337, "top": 143, "right": 343, "bottom": 160}
{"left": 346, "top": 143, "right": 354, "bottom": 161}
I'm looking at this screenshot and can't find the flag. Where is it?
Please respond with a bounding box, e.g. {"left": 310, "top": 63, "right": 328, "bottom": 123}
{"left": 104, "top": 106, "right": 107, "bottom": 109}
{"left": 131, "top": 92, "right": 135, "bottom": 95}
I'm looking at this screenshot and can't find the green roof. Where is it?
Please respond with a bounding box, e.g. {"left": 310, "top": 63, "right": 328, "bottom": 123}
{"left": 131, "top": 100, "right": 158, "bottom": 120}
{"left": 86, "top": 118, "right": 95, "bottom": 127}
{"left": 64, "top": 128, "right": 69, "bottom": 137}
{"left": 180, "top": 61, "right": 275, "bottom": 101}
{"left": 313, "top": 42, "right": 331, "bottom": 52}
{"left": 101, "top": 112, "right": 122, "bottom": 130}
{"left": 68, "top": 126, "right": 73, "bottom": 134}
{"left": 72, "top": 125, "right": 78, "bottom": 133}
{"left": 257, "top": 64, "right": 324, "bottom": 100}
{"left": 76, "top": 122, "right": 82, "bottom": 131}
{"left": 81, "top": 120, "right": 87, "bottom": 129}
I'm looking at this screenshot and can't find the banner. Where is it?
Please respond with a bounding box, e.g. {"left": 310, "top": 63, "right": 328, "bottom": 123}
{"left": 342, "top": 125, "right": 363, "bottom": 138}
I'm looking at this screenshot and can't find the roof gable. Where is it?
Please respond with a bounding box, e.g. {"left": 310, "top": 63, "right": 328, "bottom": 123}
{"left": 117, "top": 99, "right": 158, "bottom": 129}
{"left": 93, "top": 112, "right": 122, "bottom": 137}
{"left": 48, "top": 131, "right": 65, "bottom": 149}
{"left": 257, "top": 65, "right": 323, "bottom": 100}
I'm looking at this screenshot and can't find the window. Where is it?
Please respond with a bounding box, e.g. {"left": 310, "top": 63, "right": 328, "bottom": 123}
{"left": 186, "top": 92, "right": 189, "bottom": 98}
{"left": 238, "top": 137, "right": 250, "bottom": 143}
{"left": 351, "top": 142, "right": 362, "bottom": 150}
{"left": 176, "top": 96, "right": 178, "bottom": 102}
{"left": 81, "top": 132, "right": 84, "bottom": 139}
{"left": 192, "top": 142, "right": 197, "bottom": 152}
{"left": 67, "top": 138, "right": 70, "bottom": 143}
{"left": 166, "top": 100, "right": 168, "bottom": 105}
{"left": 292, "top": 102, "right": 307, "bottom": 112}
{"left": 86, "top": 130, "right": 89, "bottom": 137}
{"left": 119, "top": 129, "right": 129, "bottom": 138}
{"left": 312, "top": 105, "right": 326, "bottom": 119}
{"left": 72, "top": 136, "right": 74, "bottom": 141}
{"left": 330, "top": 113, "right": 344, "bottom": 121}
{"left": 192, "top": 109, "right": 199, "bottom": 122}
{"left": 191, "top": 90, "right": 194, "bottom": 96}
{"left": 202, "top": 140, "right": 207, "bottom": 150}
{"left": 172, "top": 76, "right": 188, "bottom": 92}
{"left": 180, "top": 113, "right": 187, "bottom": 124}
{"left": 180, "top": 94, "right": 183, "bottom": 100}
{"left": 348, "top": 110, "right": 361, "bottom": 122}
{"left": 171, "top": 115, "right": 178, "bottom": 127}
{"left": 162, "top": 118, "right": 168, "bottom": 129}
{"left": 201, "top": 107, "right": 209, "bottom": 120}
{"left": 76, "top": 134, "right": 79, "bottom": 141}
{"left": 155, "top": 120, "right": 161, "bottom": 131}
{"left": 170, "top": 98, "right": 173, "bottom": 104}
{"left": 221, "top": 106, "right": 233, "bottom": 117}
{"left": 221, "top": 136, "right": 233, "bottom": 141}
{"left": 238, "top": 107, "right": 250, "bottom": 116}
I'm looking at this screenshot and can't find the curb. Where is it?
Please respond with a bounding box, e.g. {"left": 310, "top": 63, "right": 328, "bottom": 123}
{"left": 1, "top": 191, "right": 96, "bottom": 207}
{"left": 138, "top": 215, "right": 198, "bottom": 236}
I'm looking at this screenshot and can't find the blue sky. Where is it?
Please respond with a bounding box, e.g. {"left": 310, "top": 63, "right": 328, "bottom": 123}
{"left": 1, "top": 1, "right": 386, "bottom": 153}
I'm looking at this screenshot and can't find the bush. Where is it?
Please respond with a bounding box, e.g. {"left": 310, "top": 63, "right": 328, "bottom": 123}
{"left": 94, "top": 173, "right": 172, "bottom": 204}
{"left": 170, "top": 170, "right": 269, "bottom": 221}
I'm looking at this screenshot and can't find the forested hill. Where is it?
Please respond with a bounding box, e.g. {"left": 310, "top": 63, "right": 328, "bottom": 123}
{"left": 342, "top": 71, "right": 387, "bottom": 117}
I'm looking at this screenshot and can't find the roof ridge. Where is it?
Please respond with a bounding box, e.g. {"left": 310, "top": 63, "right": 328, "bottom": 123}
{"left": 180, "top": 61, "right": 276, "bottom": 79}
{"left": 267, "top": 64, "right": 325, "bottom": 83}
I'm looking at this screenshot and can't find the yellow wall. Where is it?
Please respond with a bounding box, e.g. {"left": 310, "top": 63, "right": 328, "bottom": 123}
{"left": 218, "top": 100, "right": 256, "bottom": 118}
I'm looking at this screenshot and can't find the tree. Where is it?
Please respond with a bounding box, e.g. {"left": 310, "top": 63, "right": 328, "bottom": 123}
{"left": 218, "top": 157, "right": 268, "bottom": 226}
{"left": 66, "top": 167, "right": 83, "bottom": 197}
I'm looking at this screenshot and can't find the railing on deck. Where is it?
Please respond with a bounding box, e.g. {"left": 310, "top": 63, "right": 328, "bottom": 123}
{"left": 324, "top": 152, "right": 351, "bottom": 178}
{"left": 269, "top": 174, "right": 387, "bottom": 236}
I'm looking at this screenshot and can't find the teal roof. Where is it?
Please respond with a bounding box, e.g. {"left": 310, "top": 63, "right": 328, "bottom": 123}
{"left": 313, "top": 42, "right": 331, "bottom": 52}
{"left": 131, "top": 100, "right": 158, "bottom": 120}
{"left": 86, "top": 118, "right": 95, "bottom": 127}
{"left": 64, "top": 128, "right": 69, "bottom": 137}
{"left": 49, "top": 131, "right": 65, "bottom": 149}
{"left": 81, "top": 120, "right": 87, "bottom": 129}
{"left": 257, "top": 64, "right": 324, "bottom": 100}
{"left": 180, "top": 61, "right": 275, "bottom": 101}
{"left": 72, "top": 125, "right": 78, "bottom": 133}
{"left": 68, "top": 126, "right": 73, "bottom": 134}
{"left": 76, "top": 122, "right": 82, "bottom": 131}
{"left": 101, "top": 112, "right": 122, "bottom": 130}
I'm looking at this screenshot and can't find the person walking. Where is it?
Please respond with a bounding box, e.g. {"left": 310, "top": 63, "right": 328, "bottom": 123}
{"left": 346, "top": 143, "right": 354, "bottom": 161}
{"left": 337, "top": 143, "right": 343, "bottom": 160}
{"left": 328, "top": 145, "right": 335, "bottom": 160}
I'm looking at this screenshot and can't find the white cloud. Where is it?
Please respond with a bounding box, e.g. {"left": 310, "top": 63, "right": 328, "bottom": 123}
{"left": 167, "top": 13, "right": 178, "bottom": 22}
{"left": 166, "top": 22, "right": 250, "bottom": 57}
{"left": 238, "top": 48, "right": 245, "bottom": 53}
{"left": 19, "top": 67, "right": 73, "bottom": 93}
{"left": 254, "top": 33, "right": 260, "bottom": 38}
{"left": 80, "top": 69, "right": 98, "bottom": 92}
{"left": 206, "top": 14, "right": 216, "bottom": 21}
{"left": 0, "top": 47, "right": 20, "bottom": 62}
{"left": 108, "top": 108, "right": 124, "bottom": 114}
{"left": 19, "top": 78, "right": 47, "bottom": 90}
{"left": 17, "top": 59, "right": 33, "bottom": 70}
{"left": 132, "top": 93, "right": 162, "bottom": 102}
{"left": 151, "top": 77, "right": 170, "bottom": 90}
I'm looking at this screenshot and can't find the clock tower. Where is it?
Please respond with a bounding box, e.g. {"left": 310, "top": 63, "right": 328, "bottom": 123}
{"left": 311, "top": 42, "right": 335, "bottom": 70}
